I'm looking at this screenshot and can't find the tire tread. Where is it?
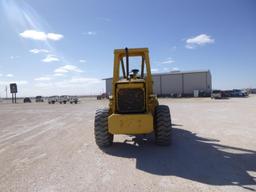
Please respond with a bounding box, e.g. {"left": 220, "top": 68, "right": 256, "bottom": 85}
{"left": 94, "top": 108, "right": 113, "bottom": 147}
{"left": 154, "top": 105, "right": 172, "bottom": 145}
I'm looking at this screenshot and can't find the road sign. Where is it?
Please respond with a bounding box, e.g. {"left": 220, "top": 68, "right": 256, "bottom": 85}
{"left": 10, "top": 83, "right": 17, "bottom": 93}
{"left": 10, "top": 83, "right": 17, "bottom": 103}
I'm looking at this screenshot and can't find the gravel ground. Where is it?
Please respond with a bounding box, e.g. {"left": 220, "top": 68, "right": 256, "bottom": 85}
{"left": 0, "top": 96, "right": 255, "bottom": 192}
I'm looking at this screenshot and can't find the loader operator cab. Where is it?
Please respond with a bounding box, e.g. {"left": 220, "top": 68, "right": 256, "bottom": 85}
{"left": 118, "top": 48, "right": 148, "bottom": 81}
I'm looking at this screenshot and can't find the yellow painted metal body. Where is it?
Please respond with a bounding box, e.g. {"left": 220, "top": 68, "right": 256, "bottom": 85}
{"left": 108, "top": 113, "right": 153, "bottom": 134}
{"left": 108, "top": 48, "right": 158, "bottom": 135}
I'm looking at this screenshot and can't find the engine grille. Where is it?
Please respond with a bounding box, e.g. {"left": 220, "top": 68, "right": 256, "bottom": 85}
{"left": 117, "top": 88, "right": 145, "bottom": 113}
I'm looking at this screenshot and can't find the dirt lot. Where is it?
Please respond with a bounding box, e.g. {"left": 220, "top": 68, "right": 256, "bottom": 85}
{"left": 0, "top": 96, "right": 255, "bottom": 192}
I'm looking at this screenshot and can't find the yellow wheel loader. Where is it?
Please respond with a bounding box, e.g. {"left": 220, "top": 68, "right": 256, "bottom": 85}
{"left": 94, "top": 48, "right": 172, "bottom": 147}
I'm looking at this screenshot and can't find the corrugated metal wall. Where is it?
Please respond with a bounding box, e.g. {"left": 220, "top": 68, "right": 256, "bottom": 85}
{"left": 207, "top": 72, "right": 212, "bottom": 91}
{"left": 184, "top": 73, "right": 207, "bottom": 94}
{"left": 161, "top": 74, "right": 183, "bottom": 95}
{"left": 152, "top": 76, "right": 161, "bottom": 95}
{"left": 105, "top": 71, "right": 212, "bottom": 96}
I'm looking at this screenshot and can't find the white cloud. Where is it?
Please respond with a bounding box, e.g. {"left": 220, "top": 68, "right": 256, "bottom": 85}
{"left": 6, "top": 74, "right": 14, "bottom": 77}
{"left": 151, "top": 68, "right": 159, "bottom": 73}
{"left": 185, "top": 34, "right": 214, "bottom": 49}
{"left": 17, "top": 80, "right": 28, "bottom": 85}
{"left": 69, "top": 77, "right": 100, "bottom": 84}
{"left": 54, "top": 73, "right": 65, "bottom": 77}
{"left": 20, "top": 30, "right": 46, "bottom": 40}
{"left": 34, "top": 77, "right": 102, "bottom": 95}
{"left": 47, "top": 33, "right": 64, "bottom": 41}
{"left": 187, "top": 34, "right": 214, "bottom": 44}
{"left": 185, "top": 44, "right": 195, "bottom": 49}
{"left": 10, "top": 56, "right": 19, "bottom": 60}
{"left": 34, "top": 82, "right": 52, "bottom": 88}
{"left": 0, "top": 81, "right": 7, "bottom": 85}
{"left": 34, "top": 77, "right": 51, "bottom": 81}
{"left": 54, "top": 65, "right": 83, "bottom": 73}
{"left": 0, "top": 73, "right": 2, "bottom": 77}
{"left": 0, "top": 80, "right": 28, "bottom": 85}
{"left": 86, "top": 31, "right": 96, "bottom": 36}
{"left": 162, "top": 67, "right": 180, "bottom": 72}
{"left": 161, "top": 58, "right": 175, "bottom": 64}
{"left": 34, "top": 77, "right": 101, "bottom": 88}
{"left": 79, "top": 59, "right": 86, "bottom": 63}
{"left": 19, "top": 30, "right": 63, "bottom": 41}
{"left": 54, "top": 68, "right": 68, "bottom": 73}
{"left": 29, "top": 49, "right": 49, "bottom": 54}
{"left": 171, "top": 67, "right": 180, "bottom": 71}
{"left": 42, "top": 55, "right": 59, "bottom": 63}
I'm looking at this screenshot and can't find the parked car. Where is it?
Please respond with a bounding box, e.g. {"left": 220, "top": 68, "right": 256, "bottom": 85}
{"left": 70, "top": 96, "right": 79, "bottom": 104}
{"left": 222, "top": 90, "right": 233, "bottom": 97}
{"left": 199, "top": 90, "right": 211, "bottom": 97}
{"left": 232, "top": 89, "right": 247, "bottom": 97}
{"left": 241, "top": 90, "right": 249, "bottom": 97}
{"left": 59, "top": 95, "right": 70, "bottom": 104}
{"left": 48, "top": 96, "right": 59, "bottom": 104}
{"left": 211, "top": 90, "right": 223, "bottom": 99}
{"left": 35, "top": 96, "right": 44, "bottom": 102}
{"left": 24, "top": 97, "right": 31, "bottom": 103}
{"left": 97, "top": 93, "right": 109, "bottom": 100}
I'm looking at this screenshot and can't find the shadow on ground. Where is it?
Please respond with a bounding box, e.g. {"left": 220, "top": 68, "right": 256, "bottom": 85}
{"left": 103, "top": 126, "right": 256, "bottom": 190}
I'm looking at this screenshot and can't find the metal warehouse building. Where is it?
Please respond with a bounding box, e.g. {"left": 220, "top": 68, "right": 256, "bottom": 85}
{"left": 104, "top": 70, "right": 212, "bottom": 96}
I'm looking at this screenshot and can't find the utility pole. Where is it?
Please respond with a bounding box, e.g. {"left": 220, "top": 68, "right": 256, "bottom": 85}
{"left": 5, "top": 85, "right": 7, "bottom": 99}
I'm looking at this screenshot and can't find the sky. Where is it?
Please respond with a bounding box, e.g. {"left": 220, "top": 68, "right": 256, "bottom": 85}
{"left": 0, "top": 0, "right": 255, "bottom": 97}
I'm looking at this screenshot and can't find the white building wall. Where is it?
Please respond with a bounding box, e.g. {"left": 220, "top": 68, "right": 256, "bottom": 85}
{"left": 161, "top": 74, "right": 183, "bottom": 95}
{"left": 183, "top": 72, "right": 207, "bottom": 94}
{"left": 104, "top": 71, "right": 212, "bottom": 96}
{"left": 207, "top": 72, "right": 212, "bottom": 91}
{"left": 152, "top": 75, "right": 161, "bottom": 95}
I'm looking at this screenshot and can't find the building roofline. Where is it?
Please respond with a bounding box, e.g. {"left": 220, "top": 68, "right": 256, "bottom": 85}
{"left": 102, "top": 70, "right": 211, "bottom": 80}
{"left": 152, "top": 70, "right": 211, "bottom": 76}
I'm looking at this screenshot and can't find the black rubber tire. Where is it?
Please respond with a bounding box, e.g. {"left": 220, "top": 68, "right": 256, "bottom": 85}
{"left": 94, "top": 108, "right": 113, "bottom": 147}
{"left": 154, "top": 105, "right": 172, "bottom": 146}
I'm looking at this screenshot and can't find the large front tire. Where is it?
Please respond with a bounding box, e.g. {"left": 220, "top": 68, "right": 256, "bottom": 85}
{"left": 154, "top": 105, "right": 172, "bottom": 146}
{"left": 94, "top": 108, "right": 113, "bottom": 147}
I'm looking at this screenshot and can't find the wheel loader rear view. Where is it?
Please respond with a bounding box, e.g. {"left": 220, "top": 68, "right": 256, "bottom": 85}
{"left": 94, "top": 48, "right": 172, "bottom": 147}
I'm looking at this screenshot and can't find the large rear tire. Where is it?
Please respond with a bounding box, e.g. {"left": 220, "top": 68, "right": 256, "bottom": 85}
{"left": 94, "top": 108, "right": 113, "bottom": 147}
{"left": 154, "top": 105, "right": 172, "bottom": 146}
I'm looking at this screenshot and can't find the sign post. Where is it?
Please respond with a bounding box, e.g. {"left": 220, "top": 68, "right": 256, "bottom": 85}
{"left": 10, "top": 83, "right": 17, "bottom": 103}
